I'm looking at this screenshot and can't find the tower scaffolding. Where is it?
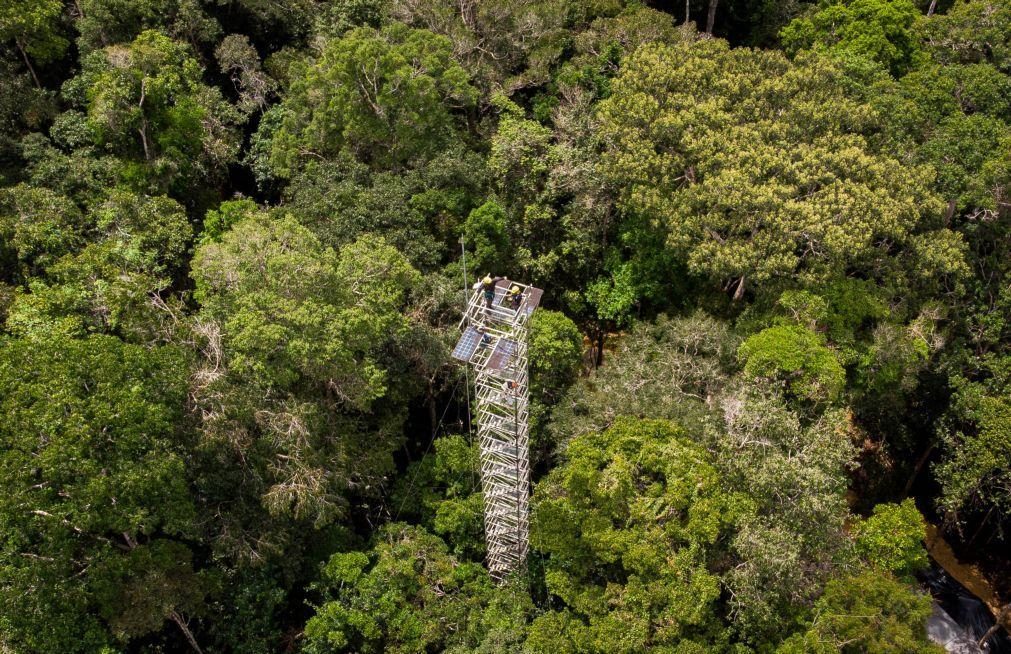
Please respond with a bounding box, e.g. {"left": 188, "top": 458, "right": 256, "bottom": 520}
{"left": 451, "top": 278, "right": 543, "bottom": 580}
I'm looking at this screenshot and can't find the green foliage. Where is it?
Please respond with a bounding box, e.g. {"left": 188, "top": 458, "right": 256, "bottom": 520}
{"left": 555, "top": 5, "right": 681, "bottom": 100}
{"left": 304, "top": 524, "right": 528, "bottom": 654}
{"left": 215, "top": 34, "right": 277, "bottom": 116}
{"left": 463, "top": 200, "right": 511, "bottom": 273}
{"left": 4, "top": 188, "right": 191, "bottom": 341}
{"left": 919, "top": 0, "right": 1011, "bottom": 69}
{"left": 75, "top": 0, "right": 221, "bottom": 54}
{"left": 191, "top": 211, "right": 421, "bottom": 536}
{"left": 0, "top": 335, "right": 199, "bottom": 652}
{"left": 780, "top": 0, "right": 923, "bottom": 75}
{"left": 0, "top": 57, "right": 55, "bottom": 180}
{"left": 283, "top": 147, "right": 486, "bottom": 269}
{"left": 776, "top": 571, "right": 941, "bottom": 653}
{"left": 919, "top": 114, "right": 1011, "bottom": 210}
{"left": 489, "top": 114, "right": 556, "bottom": 213}
{"left": 0, "top": 0, "right": 68, "bottom": 65}
{"left": 69, "top": 30, "right": 241, "bottom": 195}
{"left": 2, "top": 1, "right": 1011, "bottom": 650}
{"left": 739, "top": 325, "right": 846, "bottom": 404}
{"left": 314, "top": 0, "right": 386, "bottom": 39}
{"left": 260, "top": 23, "right": 477, "bottom": 178}
{"left": 194, "top": 213, "right": 417, "bottom": 397}
{"left": 200, "top": 197, "right": 260, "bottom": 244}
{"left": 390, "top": 435, "right": 484, "bottom": 559}
{"left": 529, "top": 417, "right": 748, "bottom": 652}
{"left": 203, "top": 565, "right": 289, "bottom": 654}
{"left": 598, "top": 35, "right": 951, "bottom": 298}
{"left": 390, "top": 0, "right": 613, "bottom": 91}
{"left": 713, "top": 386, "right": 857, "bottom": 641}
{"left": 936, "top": 375, "right": 1011, "bottom": 528}
{"left": 528, "top": 309, "right": 583, "bottom": 459}
{"left": 853, "top": 499, "right": 928, "bottom": 578}
{"left": 529, "top": 309, "right": 583, "bottom": 405}
{"left": 550, "top": 313, "right": 739, "bottom": 443}
{"left": 0, "top": 183, "right": 84, "bottom": 281}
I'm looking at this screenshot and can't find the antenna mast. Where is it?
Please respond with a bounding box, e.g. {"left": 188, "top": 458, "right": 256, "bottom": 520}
{"left": 451, "top": 276, "right": 542, "bottom": 580}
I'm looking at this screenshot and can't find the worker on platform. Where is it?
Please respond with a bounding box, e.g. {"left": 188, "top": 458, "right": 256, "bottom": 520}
{"left": 477, "top": 273, "right": 505, "bottom": 309}
{"left": 506, "top": 284, "right": 523, "bottom": 310}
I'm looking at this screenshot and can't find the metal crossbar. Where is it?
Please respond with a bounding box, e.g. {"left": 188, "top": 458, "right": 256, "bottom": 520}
{"left": 451, "top": 279, "right": 541, "bottom": 580}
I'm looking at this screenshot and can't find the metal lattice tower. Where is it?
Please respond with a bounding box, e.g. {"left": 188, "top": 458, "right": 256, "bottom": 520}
{"left": 452, "top": 278, "right": 543, "bottom": 580}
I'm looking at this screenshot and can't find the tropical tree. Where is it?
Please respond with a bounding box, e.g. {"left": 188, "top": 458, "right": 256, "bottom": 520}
{"left": 597, "top": 35, "right": 960, "bottom": 302}
{"left": 303, "top": 523, "right": 531, "bottom": 654}
{"left": 0, "top": 335, "right": 204, "bottom": 653}
{"left": 256, "top": 23, "right": 477, "bottom": 178}
{"left": 66, "top": 30, "right": 241, "bottom": 196}
{"left": 190, "top": 211, "right": 421, "bottom": 559}
{"left": 528, "top": 417, "right": 748, "bottom": 653}
{"left": 0, "top": 0, "right": 67, "bottom": 87}
{"left": 780, "top": 0, "right": 923, "bottom": 75}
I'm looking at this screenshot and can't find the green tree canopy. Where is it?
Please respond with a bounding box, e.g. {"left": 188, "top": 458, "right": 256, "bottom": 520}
{"left": 853, "top": 499, "right": 929, "bottom": 578}
{"left": 4, "top": 188, "right": 191, "bottom": 342}
{"left": 190, "top": 211, "right": 422, "bottom": 558}
{"left": 776, "top": 571, "right": 941, "bottom": 653}
{"left": 304, "top": 523, "right": 531, "bottom": 654}
{"left": 74, "top": 0, "right": 221, "bottom": 54}
{"left": 598, "top": 35, "right": 959, "bottom": 300}
{"left": 738, "top": 325, "right": 846, "bottom": 405}
{"left": 67, "top": 30, "right": 241, "bottom": 195}
{"left": 0, "top": 335, "right": 202, "bottom": 653}
{"left": 0, "top": 0, "right": 68, "bottom": 86}
{"left": 257, "top": 23, "right": 478, "bottom": 178}
{"left": 780, "top": 0, "right": 923, "bottom": 75}
{"left": 528, "top": 417, "right": 748, "bottom": 653}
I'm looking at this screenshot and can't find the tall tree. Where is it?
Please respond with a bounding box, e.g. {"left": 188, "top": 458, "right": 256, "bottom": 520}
{"left": 74, "top": 0, "right": 220, "bottom": 54}
{"left": 528, "top": 417, "right": 747, "bottom": 653}
{"left": 66, "top": 30, "right": 241, "bottom": 197}
{"left": 779, "top": 0, "right": 923, "bottom": 75}
{"left": 706, "top": 0, "right": 719, "bottom": 33}
{"left": 254, "top": 23, "right": 477, "bottom": 179}
{"left": 0, "top": 0, "right": 67, "bottom": 87}
{"left": 190, "top": 211, "right": 421, "bottom": 560}
{"left": 597, "top": 34, "right": 964, "bottom": 303}
{"left": 0, "top": 335, "right": 204, "bottom": 653}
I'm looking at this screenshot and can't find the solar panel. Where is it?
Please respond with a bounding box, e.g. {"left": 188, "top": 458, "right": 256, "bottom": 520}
{"left": 521, "top": 287, "right": 543, "bottom": 316}
{"left": 486, "top": 339, "right": 517, "bottom": 371}
{"left": 452, "top": 326, "right": 483, "bottom": 362}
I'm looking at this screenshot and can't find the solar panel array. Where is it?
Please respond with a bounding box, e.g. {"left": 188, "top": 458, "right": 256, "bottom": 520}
{"left": 451, "top": 326, "right": 483, "bottom": 363}
{"left": 521, "top": 287, "right": 543, "bottom": 317}
{"left": 486, "top": 339, "right": 517, "bottom": 371}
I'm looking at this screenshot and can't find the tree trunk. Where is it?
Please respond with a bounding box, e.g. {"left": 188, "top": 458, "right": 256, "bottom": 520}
{"left": 170, "top": 611, "right": 204, "bottom": 654}
{"left": 685, "top": 0, "right": 691, "bottom": 25}
{"left": 15, "top": 40, "right": 42, "bottom": 89}
{"left": 732, "top": 275, "right": 746, "bottom": 302}
{"left": 139, "top": 126, "right": 151, "bottom": 160}
{"left": 427, "top": 383, "right": 438, "bottom": 435}
{"left": 978, "top": 604, "right": 1011, "bottom": 649}
{"left": 594, "top": 326, "right": 605, "bottom": 368}
{"left": 927, "top": 0, "right": 938, "bottom": 17}
{"left": 706, "top": 0, "right": 718, "bottom": 34}
{"left": 138, "top": 80, "right": 151, "bottom": 160}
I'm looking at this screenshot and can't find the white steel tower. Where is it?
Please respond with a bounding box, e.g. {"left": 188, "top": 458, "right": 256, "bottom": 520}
{"left": 452, "top": 278, "right": 542, "bottom": 580}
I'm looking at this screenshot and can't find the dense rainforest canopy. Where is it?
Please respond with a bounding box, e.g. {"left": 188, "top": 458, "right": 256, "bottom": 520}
{"left": 1, "top": 0, "right": 1010, "bottom": 652}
